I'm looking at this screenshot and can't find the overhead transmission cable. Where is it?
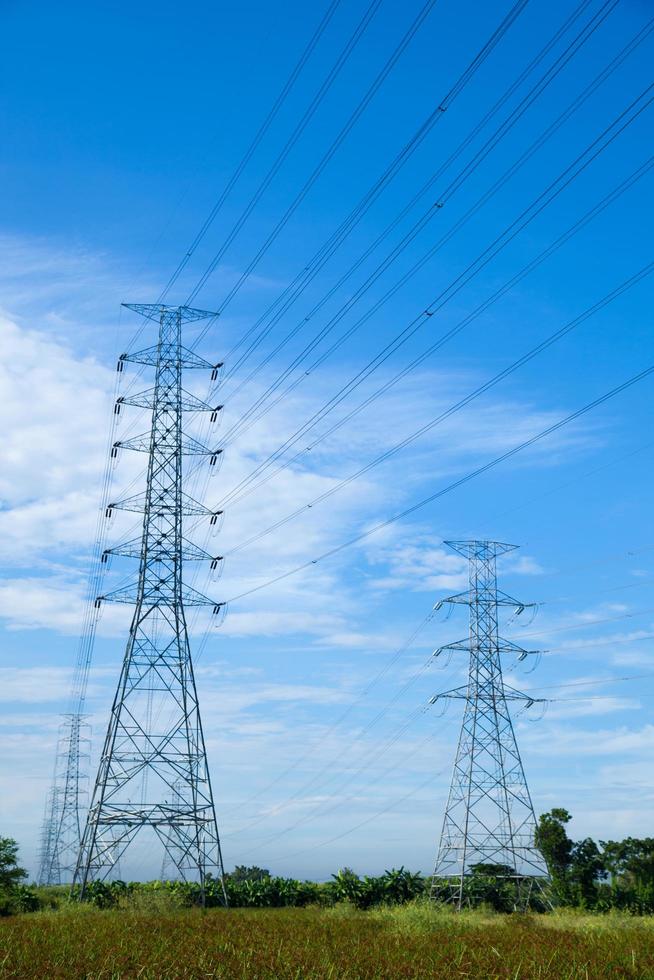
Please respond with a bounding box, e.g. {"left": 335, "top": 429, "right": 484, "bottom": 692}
{"left": 180, "top": 85, "right": 654, "bottom": 696}
{"left": 214, "top": 73, "right": 654, "bottom": 508}
{"left": 220, "top": 363, "right": 654, "bottom": 605}
{"left": 176, "top": 0, "right": 642, "bottom": 625}
{"left": 217, "top": 0, "right": 543, "bottom": 380}
{"left": 176, "top": 0, "right": 552, "bottom": 542}
{"left": 217, "top": 0, "right": 607, "bottom": 404}
{"left": 230, "top": 706, "right": 451, "bottom": 854}
{"left": 220, "top": 253, "right": 654, "bottom": 557}
{"left": 215, "top": 0, "right": 623, "bottom": 450}
{"left": 212, "top": 565, "right": 654, "bottom": 822}
{"left": 185, "top": 0, "right": 430, "bottom": 309}
{"left": 184, "top": 122, "right": 654, "bottom": 671}
{"left": 264, "top": 661, "right": 654, "bottom": 864}
{"left": 214, "top": 0, "right": 631, "bottom": 463}
{"left": 158, "top": 0, "right": 343, "bottom": 302}
{"left": 262, "top": 664, "right": 654, "bottom": 864}
{"left": 219, "top": 606, "right": 437, "bottom": 818}
{"left": 233, "top": 602, "right": 654, "bottom": 855}
{"left": 223, "top": 598, "right": 654, "bottom": 836}
{"left": 222, "top": 617, "right": 448, "bottom": 836}
{"left": 259, "top": 769, "right": 440, "bottom": 865}
{"left": 119, "top": 0, "right": 374, "bottom": 357}
{"left": 177, "top": 0, "right": 540, "bottom": 528}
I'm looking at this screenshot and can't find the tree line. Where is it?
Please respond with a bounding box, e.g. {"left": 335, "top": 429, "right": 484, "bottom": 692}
{"left": 535, "top": 808, "right": 654, "bottom": 913}
{"left": 2, "top": 807, "right": 653, "bottom": 914}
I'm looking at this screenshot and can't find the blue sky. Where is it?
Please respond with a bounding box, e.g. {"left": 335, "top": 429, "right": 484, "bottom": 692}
{"left": 1, "top": 0, "right": 653, "bottom": 881}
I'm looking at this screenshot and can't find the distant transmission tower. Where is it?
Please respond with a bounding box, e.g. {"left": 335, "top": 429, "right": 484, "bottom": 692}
{"left": 38, "top": 786, "right": 62, "bottom": 885}
{"left": 73, "top": 304, "right": 228, "bottom": 905}
{"left": 38, "top": 714, "right": 91, "bottom": 884}
{"left": 431, "top": 540, "right": 548, "bottom": 909}
{"left": 160, "top": 779, "right": 185, "bottom": 881}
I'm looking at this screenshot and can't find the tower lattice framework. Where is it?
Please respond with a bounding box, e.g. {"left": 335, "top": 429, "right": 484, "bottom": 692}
{"left": 73, "top": 304, "right": 227, "bottom": 903}
{"left": 431, "top": 540, "right": 548, "bottom": 909}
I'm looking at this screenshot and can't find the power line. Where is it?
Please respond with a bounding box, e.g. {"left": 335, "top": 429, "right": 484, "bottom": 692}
{"left": 174, "top": 0, "right": 574, "bottom": 584}
{"left": 177, "top": 39, "right": 654, "bottom": 664}
{"left": 215, "top": 586, "right": 654, "bottom": 829}
{"left": 531, "top": 673, "right": 654, "bottom": 692}
{"left": 163, "top": 0, "right": 631, "bottom": 593}
{"left": 217, "top": 58, "right": 653, "bottom": 503}
{"left": 220, "top": 255, "right": 654, "bottom": 557}
{"left": 219, "top": 606, "right": 437, "bottom": 818}
{"left": 216, "top": 0, "right": 630, "bottom": 452}
{"left": 222, "top": 363, "right": 654, "bottom": 604}
{"left": 259, "top": 772, "right": 440, "bottom": 867}
{"left": 158, "top": 0, "right": 343, "bottom": 302}
{"left": 218, "top": 0, "right": 543, "bottom": 383}
{"left": 185, "top": 0, "right": 433, "bottom": 308}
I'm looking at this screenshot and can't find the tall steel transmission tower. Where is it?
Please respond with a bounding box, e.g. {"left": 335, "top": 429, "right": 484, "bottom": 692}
{"left": 431, "top": 540, "right": 548, "bottom": 909}
{"left": 73, "top": 304, "right": 227, "bottom": 904}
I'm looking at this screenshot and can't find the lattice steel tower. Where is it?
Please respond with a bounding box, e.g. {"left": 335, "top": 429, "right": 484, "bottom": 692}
{"left": 38, "top": 714, "right": 91, "bottom": 884}
{"left": 431, "top": 540, "right": 547, "bottom": 909}
{"left": 73, "top": 304, "right": 227, "bottom": 904}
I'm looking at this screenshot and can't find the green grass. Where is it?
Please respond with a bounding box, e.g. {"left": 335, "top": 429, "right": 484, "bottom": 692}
{"left": 2, "top": 903, "right": 654, "bottom": 978}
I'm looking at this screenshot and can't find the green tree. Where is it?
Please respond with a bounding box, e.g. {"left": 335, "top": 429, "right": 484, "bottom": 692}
{"left": 0, "top": 837, "right": 31, "bottom": 916}
{"left": 226, "top": 865, "right": 271, "bottom": 883}
{"left": 469, "top": 863, "right": 516, "bottom": 878}
{"left": 600, "top": 837, "right": 654, "bottom": 910}
{"left": 535, "top": 809, "right": 574, "bottom": 901}
{"left": 568, "top": 838, "right": 605, "bottom": 907}
{"left": 0, "top": 838, "right": 27, "bottom": 892}
{"left": 601, "top": 838, "right": 654, "bottom": 888}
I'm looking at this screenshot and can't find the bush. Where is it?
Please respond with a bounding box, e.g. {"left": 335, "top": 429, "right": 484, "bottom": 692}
{"left": 0, "top": 886, "right": 41, "bottom": 916}
{"left": 328, "top": 868, "right": 425, "bottom": 910}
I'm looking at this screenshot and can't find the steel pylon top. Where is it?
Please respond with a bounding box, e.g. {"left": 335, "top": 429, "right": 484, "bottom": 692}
{"left": 122, "top": 303, "right": 217, "bottom": 323}
{"left": 444, "top": 539, "right": 518, "bottom": 558}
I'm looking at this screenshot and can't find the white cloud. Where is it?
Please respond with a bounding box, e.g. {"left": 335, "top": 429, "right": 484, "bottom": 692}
{"left": 0, "top": 317, "right": 114, "bottom": 507}
{"left": 523, "top": 722, "right": 654, "bottom": 757}
{"left": 0, "top": 667, "right": 74, "bottom": 703}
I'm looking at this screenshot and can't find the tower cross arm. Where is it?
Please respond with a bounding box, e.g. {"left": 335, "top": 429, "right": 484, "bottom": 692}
{"left": 116, "top": 387, "right": 223, "bottom": 414}
{"left": 435, "top": 590, "right": 536, "bottom": 611}
{"left": 122, "top": 302, "right": 217, "bottom": 323}
{"left": 432, "top": 639, "right": 470, "bottom": 659}
{"left": 502, "top": 683, "right": 546, "bottom": 707}
{"left": 102, "top": 537, "right": 222, "bottom": 563}
{"left": 496, "top": 590, "right": 537, "bottom": 613}
{"left": 429, "top": 685, "right": 469, "bottom": 702}
{"left": 113, "top": 434, "right": 223, "bottom": 457}
{"left": 105, "top": 490, "right": 221, "bottom": 518}
{"left": 117, "top": 346, "right": 222, "bottom": 372}
{"left": 97, "top": 582, "right": 226, "bottom": 611}
{"left": 496, "top": 638, "right": 542, "bottom": 660}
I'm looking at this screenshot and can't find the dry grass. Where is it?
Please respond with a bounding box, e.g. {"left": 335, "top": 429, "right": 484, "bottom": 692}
{"left": 1, "top": 903, "right": 654, "bottom": 978}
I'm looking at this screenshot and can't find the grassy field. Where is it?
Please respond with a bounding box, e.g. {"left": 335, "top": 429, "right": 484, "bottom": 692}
{"left": 2, "top": 902, "right": 654, "bottom": 978}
